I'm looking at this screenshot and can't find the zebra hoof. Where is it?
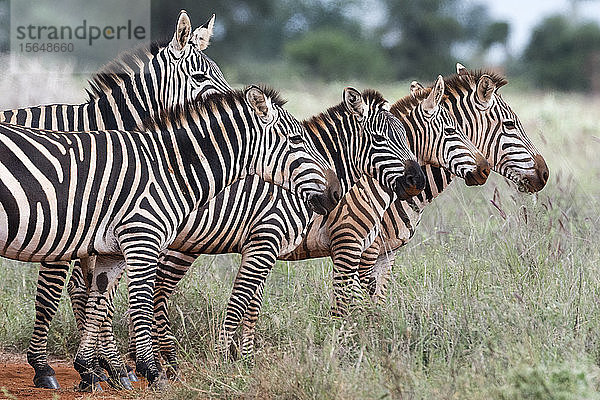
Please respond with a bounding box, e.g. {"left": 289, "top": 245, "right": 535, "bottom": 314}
{"left": 127, "top": 365, "right": 139, "bottom": 382}
{"left": 33, "top": 374, "right": 60, "bottom": 389}
{"left": 95, "top": 368, "right": 109, "bottom": 382}
{"left": 108, "top": 375, "right": 133, "bottom": 390}
{"left": 76, "top": 380, "right": 103, "bottom": 393}
{"left": 149, "top": 372, "right": 169, "bottom": 391}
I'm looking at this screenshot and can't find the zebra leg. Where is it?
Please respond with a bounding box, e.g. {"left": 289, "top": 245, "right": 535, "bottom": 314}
{"left": 218, "top": 236, "right": 279, "bottom": 361}
{"left": 67, "top": 258, "right": 110, "bottom": 384}
{"left": 329, "top": 241, "right": 366, "bottom": 317}
{"left": 357, "top": 240, "right": 382, "bottom": 298}
{"left": 95, "top": 269, "right": 134, "bottom": 390}
{"left": 66, "top": 260, "right": 88, "bottom": 337}
{"left": 121, "top": 248, "right": 163, "bottom": 386}
{"left": 73, "top": 255, "right": 127, "bottom": 392}
{"left": 369, "top": 250, "right": 396, "bottom": 303}
{"left": 27, "top": 261, "right": 70, "bottom": 390}
{"left": 154, "top": 250, "right": 196, "bottom": 379}
{"left": 240, "top": 280, "right": 265, "bottom": 361}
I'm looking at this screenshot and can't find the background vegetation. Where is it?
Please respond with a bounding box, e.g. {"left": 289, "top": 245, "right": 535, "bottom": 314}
{"left": 0, "top": 0, "right": 599, "bottom": 91}
{"left": 1, "top": 80, "right": 600, "bottom": 398}
{"left": 0, "top": 0, "right": 599, "bottom": 398}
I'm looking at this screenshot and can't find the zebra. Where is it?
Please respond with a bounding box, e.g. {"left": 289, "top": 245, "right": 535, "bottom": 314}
{"left": 51, "top": 87, "right": 426, "bottom": 378}
{"left": 134, "top": 75, "right": 490, "bottom": 365}
{"left": 358, "top": 64, "right": 549, "bottom": 302}
{"left": 0, "top": 10, "right": 234, "bottom": 390}
{"left": 0, "top": 85, "right": 340, "bottom": 389}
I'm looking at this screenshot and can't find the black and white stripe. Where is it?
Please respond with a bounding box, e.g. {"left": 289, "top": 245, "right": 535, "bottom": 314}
{"left": 1, "top": 10, "right": 234, "bottom": 390}
{"left": 142, "top": 81, "right": 488, "bottom": 365}
{"left": 361, "top": 65, "right": 549, "bottom": 302}
{"left": 0, "top": 86, "right": 334, "bottom": 388}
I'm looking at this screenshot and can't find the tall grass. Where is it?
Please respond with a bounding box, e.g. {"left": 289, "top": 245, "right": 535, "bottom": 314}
{"left": 0, "top": 84, "right": 599, "bottom": 399}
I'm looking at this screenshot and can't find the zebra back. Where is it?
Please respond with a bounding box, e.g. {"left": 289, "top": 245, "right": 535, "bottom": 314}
{"left": 1, "top": 11, "right": 232, "bottom": 133}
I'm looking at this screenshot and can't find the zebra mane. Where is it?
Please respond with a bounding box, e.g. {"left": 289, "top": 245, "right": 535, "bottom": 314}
{"left": 443, "top": 69, "right": 508, "bottom": 92}
{"left": 361, "top": 89, "right": 387, "bottom": 106}
{"left": 86, "top": 40, "right": 168, "bottom": 101}
{"left": 390, "top": 90, "right": 435, "bottom": 116}
{"left": 303, "top": 89, "right": 387, "bottom": 129}
{"left": 142, "top": 85, "right": 286, "bottom": 131}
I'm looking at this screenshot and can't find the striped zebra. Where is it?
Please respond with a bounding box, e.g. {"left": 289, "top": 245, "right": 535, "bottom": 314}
{"left": 1, "top": 10, "right": 233, "bottom": 390}
{"left": 73, "top": 87, "right": 426, "bottom": 376}
{"left": 0, "top": 86, "right": 339, "bottom": 389}
{"left": 139, "top": 75, "right": 489, "bottom": 365}
{"left": 358, "top": 64, "right": 549, "bottom": 302}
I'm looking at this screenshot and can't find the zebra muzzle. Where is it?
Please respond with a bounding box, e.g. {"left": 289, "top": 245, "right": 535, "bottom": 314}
{"left": 464, "top": 156, "right": 491, "bottom": 186}
{"left": 394, "top": 160, "right": 425, "bottom": 200}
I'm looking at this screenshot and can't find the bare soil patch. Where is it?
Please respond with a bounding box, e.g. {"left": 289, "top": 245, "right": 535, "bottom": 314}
{"left": 0, "top": 353, "right": 149, "bottom": 400}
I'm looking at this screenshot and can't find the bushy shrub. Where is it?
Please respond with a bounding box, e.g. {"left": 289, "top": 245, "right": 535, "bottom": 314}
{"left": 284, "top": 29, "right": 392, "bottom": 82}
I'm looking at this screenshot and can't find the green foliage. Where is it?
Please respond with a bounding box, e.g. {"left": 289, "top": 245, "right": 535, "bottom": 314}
{"left": 481, "top": 21, "right": 509, "bottom": 50}
{"left": 499, "top": 363, "right": 600, "bottom": 400}
{"left": 2, "top": 87, "right": 600, "bottom": 398}
{"left": 378, "top": 0, "right": 501, "bottom": 80}
{"left": 284, "top": 29, "right": 392, "bottom": 82}
{"left": 523, "top": 15, "right": 600, "bottom": 92}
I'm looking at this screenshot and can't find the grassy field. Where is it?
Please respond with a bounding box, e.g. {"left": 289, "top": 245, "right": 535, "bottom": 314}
{"left": 1, "top": 80, "right": 600, "bottom": 399}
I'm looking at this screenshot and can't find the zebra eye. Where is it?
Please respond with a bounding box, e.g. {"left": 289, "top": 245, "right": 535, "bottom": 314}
{"left": 289, "top": 135, "right": 304, "bottom": 144}
{"left": 373, "top": 133, "right": 386, "bottom": 142}
{"left": 503, "top": 120, "right": 516, "bottom": 130}
{"left": 444, "top": 127, "right": 456, "bottom": 134}
{"left": 191, "top": 73, "right": 208, "bottom": 83}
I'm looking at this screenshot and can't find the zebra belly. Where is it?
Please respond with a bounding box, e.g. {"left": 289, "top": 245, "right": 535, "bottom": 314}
{"left": 378, "top": 197, "right": 425, "bottom": 253}
{"left": 0, "top": 124, "right": 151, "bottom": 261}
{"left": 169, "top": 175, "right": 311, "bottom": 257}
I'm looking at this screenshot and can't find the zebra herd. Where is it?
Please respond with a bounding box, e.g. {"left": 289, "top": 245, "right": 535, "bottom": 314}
{"left": 0, "top": 10, "right": 548, "bottom": 392}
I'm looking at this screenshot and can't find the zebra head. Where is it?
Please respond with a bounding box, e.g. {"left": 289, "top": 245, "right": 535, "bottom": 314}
{"left": 399, "top": 76, "right": 490, "bottom": 186}
{"left": 245, "top": 86, "right": 340, "bottom": 215}
{"left": 343, "top": 88, "right": 425, "bottom": 200}
{"left": 439, "top": 63, "right": 549, "bottom": 193}
{"left": 162, "top": 11, "right": 232, "bottom": 106}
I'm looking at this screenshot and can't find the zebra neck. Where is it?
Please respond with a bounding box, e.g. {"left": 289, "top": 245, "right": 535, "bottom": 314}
{"left": 414, "top": 164, "right": 456, "bottom": 207}
{"left": 0, "top": 91, "right": 148, "bottom": 132}
{"left": 89, "top": 83, "right": 149, "bottom": 130}
{"left": 304, "top": 117, "right": 362, "bottom": 194}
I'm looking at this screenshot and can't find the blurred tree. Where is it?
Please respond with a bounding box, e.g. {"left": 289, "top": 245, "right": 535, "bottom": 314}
{"left": 284, "top": 29, "right": 391, "bottom": 81}
{"left": 481, "top": 22, "right": 509, "bottom": 50}
{"left": 522, "top": 15, "right": 600, "bottom": 92}
{"left": 378, "top": 0, "right": 508, "bottom": 80}
{"left": 150, "top": 0, "right": 360, "bottom": 64}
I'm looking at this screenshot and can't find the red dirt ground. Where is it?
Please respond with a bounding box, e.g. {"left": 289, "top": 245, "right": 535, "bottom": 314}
{"left": 0, "top": 353, "right": 149, "bottom": 400}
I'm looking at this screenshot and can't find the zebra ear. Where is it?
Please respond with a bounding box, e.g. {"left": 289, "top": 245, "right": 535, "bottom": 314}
{"left": 409, "top": 81, "right": 424, "bottom": 96}
{"left": 422, "top": 75, "right": 444, "bottom": 114}
{"left": 476, "top": 74, "right": 496, "bottom": 106}
{"left": 457, "top": 62, "right": 469, "bottom": 76}
{"left": 246, "top": 86, "right": 274, "bottom": 124}
{"left": 343, "top": 87, "right": 365, "bottom": 118}
{"left": 192, "top": 14, "right": 215, "bottom": 51}
{"left": 170, "top": 10, "right": 192, "bottom": 53}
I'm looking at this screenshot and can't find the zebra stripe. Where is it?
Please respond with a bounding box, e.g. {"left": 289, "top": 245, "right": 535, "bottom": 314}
{"left": 140, "top": 81, "right": 486, "bottom": 365}
{"left": 119, "top": 88, "right": 423, "bottom": 369}
{"left": 1, "top": 11, "right": 235, "bottom": 389}
{"left": 0, "top": 86, "right": 333, "bottom": 387}
{"left": 361, "top": 65, "right": 549, "bottom": 302}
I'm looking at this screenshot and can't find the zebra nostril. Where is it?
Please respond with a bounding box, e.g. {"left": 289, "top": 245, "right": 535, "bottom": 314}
{"left": 482, "top": 166, "right": 490, "bottom": 178}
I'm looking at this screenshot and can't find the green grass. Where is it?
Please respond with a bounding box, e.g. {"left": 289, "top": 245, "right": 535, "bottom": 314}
{"left": 1, "top": 86, "right": 600, "bottom": 399}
